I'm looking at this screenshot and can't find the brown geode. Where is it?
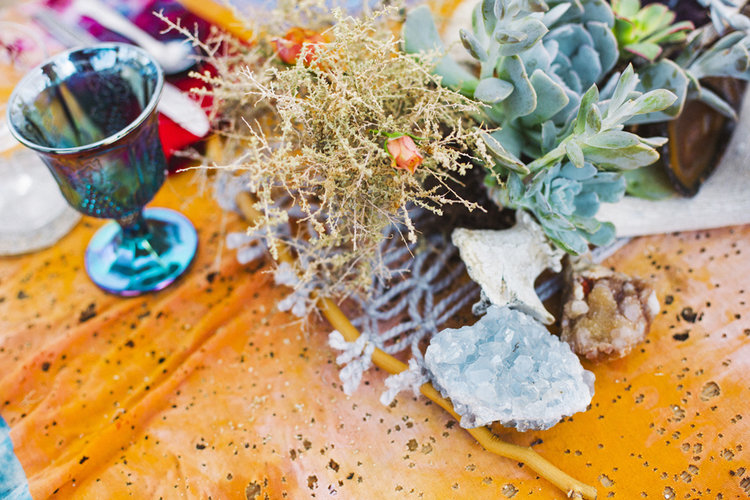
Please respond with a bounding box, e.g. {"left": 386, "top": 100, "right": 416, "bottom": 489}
{"left": 560, "top": 259, "right": 660, "bottom": 362}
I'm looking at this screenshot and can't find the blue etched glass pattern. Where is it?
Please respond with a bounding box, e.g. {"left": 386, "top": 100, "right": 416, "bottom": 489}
{"left": 7, "top": 45, "right": 165, "bottom": 220}
{"left": 7, "top": 44, "right": 196, "bottom": 296}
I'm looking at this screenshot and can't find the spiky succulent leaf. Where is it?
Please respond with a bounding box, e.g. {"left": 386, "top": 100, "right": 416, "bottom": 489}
{"left": 528, "top": 66, "right": 676, "bottom": 172}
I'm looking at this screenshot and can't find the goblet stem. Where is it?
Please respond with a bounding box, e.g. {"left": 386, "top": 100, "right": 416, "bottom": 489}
{"left": 119, "top": 210, "right": 149, "bottom": 237}
{"left": 86, "top": 208, "right": 197, "bottom": 296}
{"left": 117, "top": 210, "right": 170, "bottom": 272}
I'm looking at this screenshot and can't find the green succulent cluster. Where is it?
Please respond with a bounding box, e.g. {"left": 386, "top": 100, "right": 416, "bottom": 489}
{"left": 403, "top": 0, "right": 750, "bottom": 253}
{"left": 611, "top": 0, "right": 694, "bottom": 62}
{"left": 404, "top": 0, "right": 675, "bottom": 253}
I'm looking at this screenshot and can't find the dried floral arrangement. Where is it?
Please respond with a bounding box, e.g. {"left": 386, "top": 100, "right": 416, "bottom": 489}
{"left": 180, "top": 4, "right": 494, "bottom": 302}
{"left": 166, "top": 0, "right": 750, "bottom": 496}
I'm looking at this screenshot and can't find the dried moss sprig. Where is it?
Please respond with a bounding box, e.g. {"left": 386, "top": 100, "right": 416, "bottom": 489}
{"left": 190, "top": 7, "right": 493, "bottom": 301}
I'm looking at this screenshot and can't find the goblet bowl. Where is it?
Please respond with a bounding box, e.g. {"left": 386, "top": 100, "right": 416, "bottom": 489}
{"left": 6, "top": 43, "right": 197, "bottom": 296}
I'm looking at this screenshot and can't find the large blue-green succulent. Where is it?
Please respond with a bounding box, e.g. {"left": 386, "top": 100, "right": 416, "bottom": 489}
{"left": 404, "top": 2, "right": 676, "bottom": 253}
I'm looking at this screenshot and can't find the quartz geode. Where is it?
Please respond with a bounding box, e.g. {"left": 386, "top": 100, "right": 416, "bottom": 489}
{"left": 424, "top": 306, "right": 594, "bottom": 431}
{"left": 560, "top": 259, "right": 659, "bottom": 361}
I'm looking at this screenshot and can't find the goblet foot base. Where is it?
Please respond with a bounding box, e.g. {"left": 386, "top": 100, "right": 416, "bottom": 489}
{"left": 85, "top": 208, "right": 198, "bottom": 296}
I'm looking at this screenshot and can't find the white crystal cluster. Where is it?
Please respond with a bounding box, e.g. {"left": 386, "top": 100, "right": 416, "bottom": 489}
{"left": 424, "top": 306, "right": 595, "bottom": 431}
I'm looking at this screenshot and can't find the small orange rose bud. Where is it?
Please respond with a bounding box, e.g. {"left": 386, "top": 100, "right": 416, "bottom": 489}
{"left": 386, "top": 135, "right": 424, "bottom": 174}
{"left": 272, "top": 27, "right": 327, "bottom": 66}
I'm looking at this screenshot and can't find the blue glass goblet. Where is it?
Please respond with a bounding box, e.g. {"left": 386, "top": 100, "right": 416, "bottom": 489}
{"left": 6, "top": 43, "right": 197, "bottom": 296}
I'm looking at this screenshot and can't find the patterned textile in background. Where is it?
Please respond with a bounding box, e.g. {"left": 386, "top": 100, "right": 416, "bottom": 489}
{"left": 0, "top": 416, "right": 31, "bottom": 500}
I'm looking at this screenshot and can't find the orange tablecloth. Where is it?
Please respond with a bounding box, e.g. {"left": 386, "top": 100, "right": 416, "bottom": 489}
{"left": 0, "top": 170, "right": 748, "bottom": 498}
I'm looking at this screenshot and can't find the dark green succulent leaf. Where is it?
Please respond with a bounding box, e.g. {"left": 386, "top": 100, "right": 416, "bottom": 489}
{"left": 614, "top": 18, "right": 636, "bottom": 45}
{"left": 623, "top": 164, "right": 675, "bottom": 200}
{"left": 475, "top": 77, "right": 515, "bottom": 103}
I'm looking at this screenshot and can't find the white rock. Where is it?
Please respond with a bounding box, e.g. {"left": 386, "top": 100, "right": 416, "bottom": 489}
{"left": 452, "top": 211, "right": 565, "bottom": 324}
